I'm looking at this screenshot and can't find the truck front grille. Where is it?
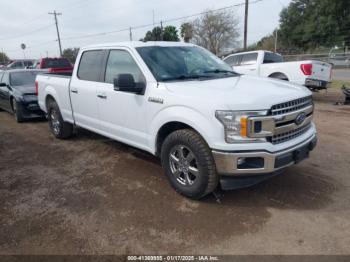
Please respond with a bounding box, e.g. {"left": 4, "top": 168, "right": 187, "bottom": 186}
{"left": 271, "top": 96, "right": 313, "bottom": 116}
{"left": 271, "top": 123, "right": 312, "bottom": 144}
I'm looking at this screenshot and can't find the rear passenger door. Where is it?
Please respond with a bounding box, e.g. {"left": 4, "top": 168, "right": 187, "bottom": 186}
{"left": 234, "top": 53, "right": 259, "bottom": 76}
{"left": 69, "top": 50, "right": 106, "bottom": 131}
{"left": 96, "top": 48, "right": 148, "bottom": 149}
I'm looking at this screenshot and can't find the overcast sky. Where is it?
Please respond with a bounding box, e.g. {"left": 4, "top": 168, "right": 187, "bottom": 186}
{"left": 0, "top": 0, "right": 291, "bottom": 59}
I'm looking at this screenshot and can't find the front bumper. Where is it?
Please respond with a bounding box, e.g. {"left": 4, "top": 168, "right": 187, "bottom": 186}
{"left": 212, "top": 134, "right": 317, "bottom": 176}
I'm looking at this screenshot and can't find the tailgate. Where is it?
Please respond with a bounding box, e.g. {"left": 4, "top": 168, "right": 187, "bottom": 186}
{"left": 312, "top": 61, "right": 332, "bottom": 82}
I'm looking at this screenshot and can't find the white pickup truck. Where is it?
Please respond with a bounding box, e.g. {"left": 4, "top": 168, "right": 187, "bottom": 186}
{"left": 37, "top": 42, "right": 317, "bottom": 199}
{"left": 224, "top": 50, "right": 332, "bottom": 91}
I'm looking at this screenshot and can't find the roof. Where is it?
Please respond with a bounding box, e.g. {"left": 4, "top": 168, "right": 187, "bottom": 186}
{"left": 82, "top": 41, "right": 195, "bottom": 50}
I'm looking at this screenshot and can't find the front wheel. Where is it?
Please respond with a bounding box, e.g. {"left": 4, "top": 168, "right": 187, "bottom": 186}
{"left": 161, "top": 129, "right": 219, "bottom": 199}
{"left": 47, "top": 100, "right": 73, "bottom": 139}
{"left": 12, "top": 99, "right": 24, "bottom": 123}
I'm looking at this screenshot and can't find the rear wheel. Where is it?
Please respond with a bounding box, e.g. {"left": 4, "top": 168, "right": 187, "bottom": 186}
{"left": 161, "top": 129, "right": 218, "bottom": 199}
{"left": 47, "top": 100, "right": 73, "bottom": 139}
{"left": 12, "top": 99, "right": 24, "bottom": 123}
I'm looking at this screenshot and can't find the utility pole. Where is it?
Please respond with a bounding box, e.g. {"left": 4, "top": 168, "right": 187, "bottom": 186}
{"left": 244, "top": 0, "right": 249, "bottom": 50}
{"left": 274, "top": 30, "right": 278, "bottom": 53}
{"left": 49, "top": 10, "right": 63, "bottom": 57}
{"left": 160, "top": 21, "right": 164, "bottom": 41}
{"left": 129, "top": 27, "right": 133, "bottom": 41}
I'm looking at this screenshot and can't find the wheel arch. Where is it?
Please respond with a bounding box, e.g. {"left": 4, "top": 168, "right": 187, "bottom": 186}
{"left": 152, "top": 107, "right": 215, "bottom": 156}
{"left": 268, "top": 72, "right": 289, "bottom": 81}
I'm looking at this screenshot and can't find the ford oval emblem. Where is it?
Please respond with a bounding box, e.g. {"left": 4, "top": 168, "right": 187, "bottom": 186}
{"left": 295, "top": 112, "right": 307, "bottom": 125}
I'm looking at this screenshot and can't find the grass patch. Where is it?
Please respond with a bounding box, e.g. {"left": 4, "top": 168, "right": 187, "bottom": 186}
{"left": 331, "top": 80, "right": 350, "bottom": 89}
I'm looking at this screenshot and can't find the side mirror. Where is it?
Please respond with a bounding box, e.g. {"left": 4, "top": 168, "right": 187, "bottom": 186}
{"left": 114, "top": 74, "right": 145, "bottom": 95}
{"left": 0, "top": 83, "right": 6, "bottom": 87}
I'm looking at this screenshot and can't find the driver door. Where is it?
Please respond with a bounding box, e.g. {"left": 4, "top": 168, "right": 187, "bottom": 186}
{"left": 96, "top": 49, "right": 149, "bottom": 149}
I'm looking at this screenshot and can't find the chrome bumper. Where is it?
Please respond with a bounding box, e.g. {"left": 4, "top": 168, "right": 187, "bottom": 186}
{"left": 212, "top": 134, "right": 317, "bottom": 176}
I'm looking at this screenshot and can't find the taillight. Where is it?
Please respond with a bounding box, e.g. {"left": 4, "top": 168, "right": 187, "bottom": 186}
{"left": 300, "top": 64, "right": 313, "bottom": 75}
{"left": 35, "top": 81, "right": 38, "bottom": 96}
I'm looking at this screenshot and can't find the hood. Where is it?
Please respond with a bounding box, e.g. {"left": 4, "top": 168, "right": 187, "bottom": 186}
{"left": 13, "top": 84, "right": 36, "bottom": 95}
{"left": 164, "top": 75, "right": 312, "bottom": 111}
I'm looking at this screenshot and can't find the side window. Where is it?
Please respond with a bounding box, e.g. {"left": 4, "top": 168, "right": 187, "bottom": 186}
{"left": 104, "top": 50, "right": 143, "bottom": 84}
{"left": 0, "top": 72, "right": 3, "bottom": 83}
{"left": 241, "top": 53, "right": 258, "bottom": 66}
{"left": 77, "top": 50, "right": 105, "bottom": 82}
{"left": 2, "top": 73, "right": 9, "bottom": 84}
{"left": 225, "top": 55, "right": 241, "bottom": 66}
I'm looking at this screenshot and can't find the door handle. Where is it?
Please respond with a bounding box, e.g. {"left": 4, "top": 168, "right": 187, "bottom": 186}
{"left": 71, "top": 89, "right": 78, "bottom": 94}
{"left": 97, "top": 94, "right": 107, "bottom": 99}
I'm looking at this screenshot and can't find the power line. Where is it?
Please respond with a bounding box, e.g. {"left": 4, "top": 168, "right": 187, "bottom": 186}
{"left": 61, "top": 0, "right": 263, "bottom": 41}
{"left": 0, "top": 24, "right": 55, "bottom": 41}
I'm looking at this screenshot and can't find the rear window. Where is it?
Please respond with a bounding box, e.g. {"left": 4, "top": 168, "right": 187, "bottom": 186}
{"left": 10, "top": 71, "right": 40, "bottom": 86}
{"left": 263, "top": 52, "right": 283, "bottom": 63}
{"left": 241, "top": 53, "right": 258, "bottom": 65}
{"left": 42, "top": 58, "right": 71, "bottom": 69}
{"left": 77, "top": 50, "right": 105, "bottom": 82}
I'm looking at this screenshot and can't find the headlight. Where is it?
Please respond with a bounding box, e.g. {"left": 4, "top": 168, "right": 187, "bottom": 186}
{"left": 215, "top": 110, "right": 267, "bottom": 143}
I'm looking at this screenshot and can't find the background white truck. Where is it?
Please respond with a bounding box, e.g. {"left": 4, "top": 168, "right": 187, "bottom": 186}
{"left": 37, "top": 42, "right": 317, "bottom": 199}
{"left": 224, "top": 50, "right": 332, "bottom": 91}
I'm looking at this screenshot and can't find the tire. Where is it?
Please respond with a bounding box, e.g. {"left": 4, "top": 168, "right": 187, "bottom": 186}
{"left": 161, "top": 129, "right": 218, "bottom": 199}
{"left": 12, "top": 99, "right": 25, "bottom": 123}
{"left": 47, "top": 99, "right": 73, "bottom": 139}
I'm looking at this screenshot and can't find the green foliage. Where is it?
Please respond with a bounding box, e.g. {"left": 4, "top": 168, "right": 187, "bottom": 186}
{"left": 0, "top": 52, "right": 9, "bottom": 64}
{"left": 62, "top": 48, "right": 80, "bottom": 63}
{"left": 180, "top": 23, "right": 194, "bottom": 43}
{"left": 141, "top": 25, "right": 180, "bottom": 42}
{"left": 278, "top": 0, "right": 350, "bottom": 52}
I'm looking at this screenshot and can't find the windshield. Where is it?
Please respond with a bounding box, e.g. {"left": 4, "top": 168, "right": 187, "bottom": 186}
{"left": 10, "top": 71, "right": 40, "bottom": 86}
{"left": 136, "top": 46, "right": 238, "bottom": 82}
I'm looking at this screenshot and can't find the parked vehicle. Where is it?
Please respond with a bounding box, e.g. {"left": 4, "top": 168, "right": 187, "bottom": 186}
{"left": 328, "top": 53, "right": 350, "bottom": 68}
{"left": 37, "top": 42, "right": 317, "bottom": 199}
{"left": 224, "top": 50, "right": 332, "bottom": 91}
{"left": 0, "top": 69, "right": 45, "bottom": 122}
{"left": 34, "top": 57, "right": 73, "bottom": 73}
{"left": 6, "top": 59, "right": 35, "bottom": 69}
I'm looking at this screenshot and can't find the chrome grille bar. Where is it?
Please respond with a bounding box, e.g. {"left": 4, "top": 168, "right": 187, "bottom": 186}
{"left": 271, "top": 96, "right": 313, "bottom": 116}
{"left": 271, "top": 123, "right": 312, "bottom": 144}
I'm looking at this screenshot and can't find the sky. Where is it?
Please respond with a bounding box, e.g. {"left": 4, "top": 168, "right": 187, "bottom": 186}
{"left": 0, "top": 0, "right": 292, "bottom": 59}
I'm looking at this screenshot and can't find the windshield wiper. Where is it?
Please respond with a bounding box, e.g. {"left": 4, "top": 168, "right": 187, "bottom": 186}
{"left": 203, "top": 69, "right": 238, "bottom": 75}
{"left": 162, "top": 74, "right": 211, "bottom": 81}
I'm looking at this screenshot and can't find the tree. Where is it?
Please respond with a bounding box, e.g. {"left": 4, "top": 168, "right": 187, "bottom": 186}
{"left": 141, "top": 25, "right": 180, "bottom": 42}
{"left": 278, "top": 0, "right": 350, "bottom": 52}
{"left": 62, "top": 48, "right": 80, "bottom": 63}
{"left": 191, "top": 10, "right": 240, "bottom": 55}
{"left": 0, "top": 51, "right": 9, "bottom": 64}
{"left": 163, "top": 26, "right": 180, "bottom": 41}
{"left": 180, "top": 23, "right": 194, "bottom": 43}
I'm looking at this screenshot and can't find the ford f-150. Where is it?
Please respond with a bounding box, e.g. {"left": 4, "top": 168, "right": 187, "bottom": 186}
{"left": 37, "top": 42, "right": 317, "bottom": 199}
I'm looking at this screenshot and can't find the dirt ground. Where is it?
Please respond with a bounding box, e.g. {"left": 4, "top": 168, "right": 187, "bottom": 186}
{"left": 0, "top": 89, "right": 350, "bottom": 255}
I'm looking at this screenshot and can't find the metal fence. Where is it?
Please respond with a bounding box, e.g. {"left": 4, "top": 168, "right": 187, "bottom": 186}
{"left": 283, "top": 53, "right": 350, "bottom": 68}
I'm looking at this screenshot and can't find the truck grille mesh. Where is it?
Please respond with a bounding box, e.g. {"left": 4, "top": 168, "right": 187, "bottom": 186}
{"left": 271, "top": 96, "right": 313, "bottom": 116}
{"left": 271, "top": 123, "right": 312, "bottom": 144}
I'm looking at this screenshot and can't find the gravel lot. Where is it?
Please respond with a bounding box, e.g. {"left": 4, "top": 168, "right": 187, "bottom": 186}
{"left": 0, "top": 89, "right": 350, "bottom": 255}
